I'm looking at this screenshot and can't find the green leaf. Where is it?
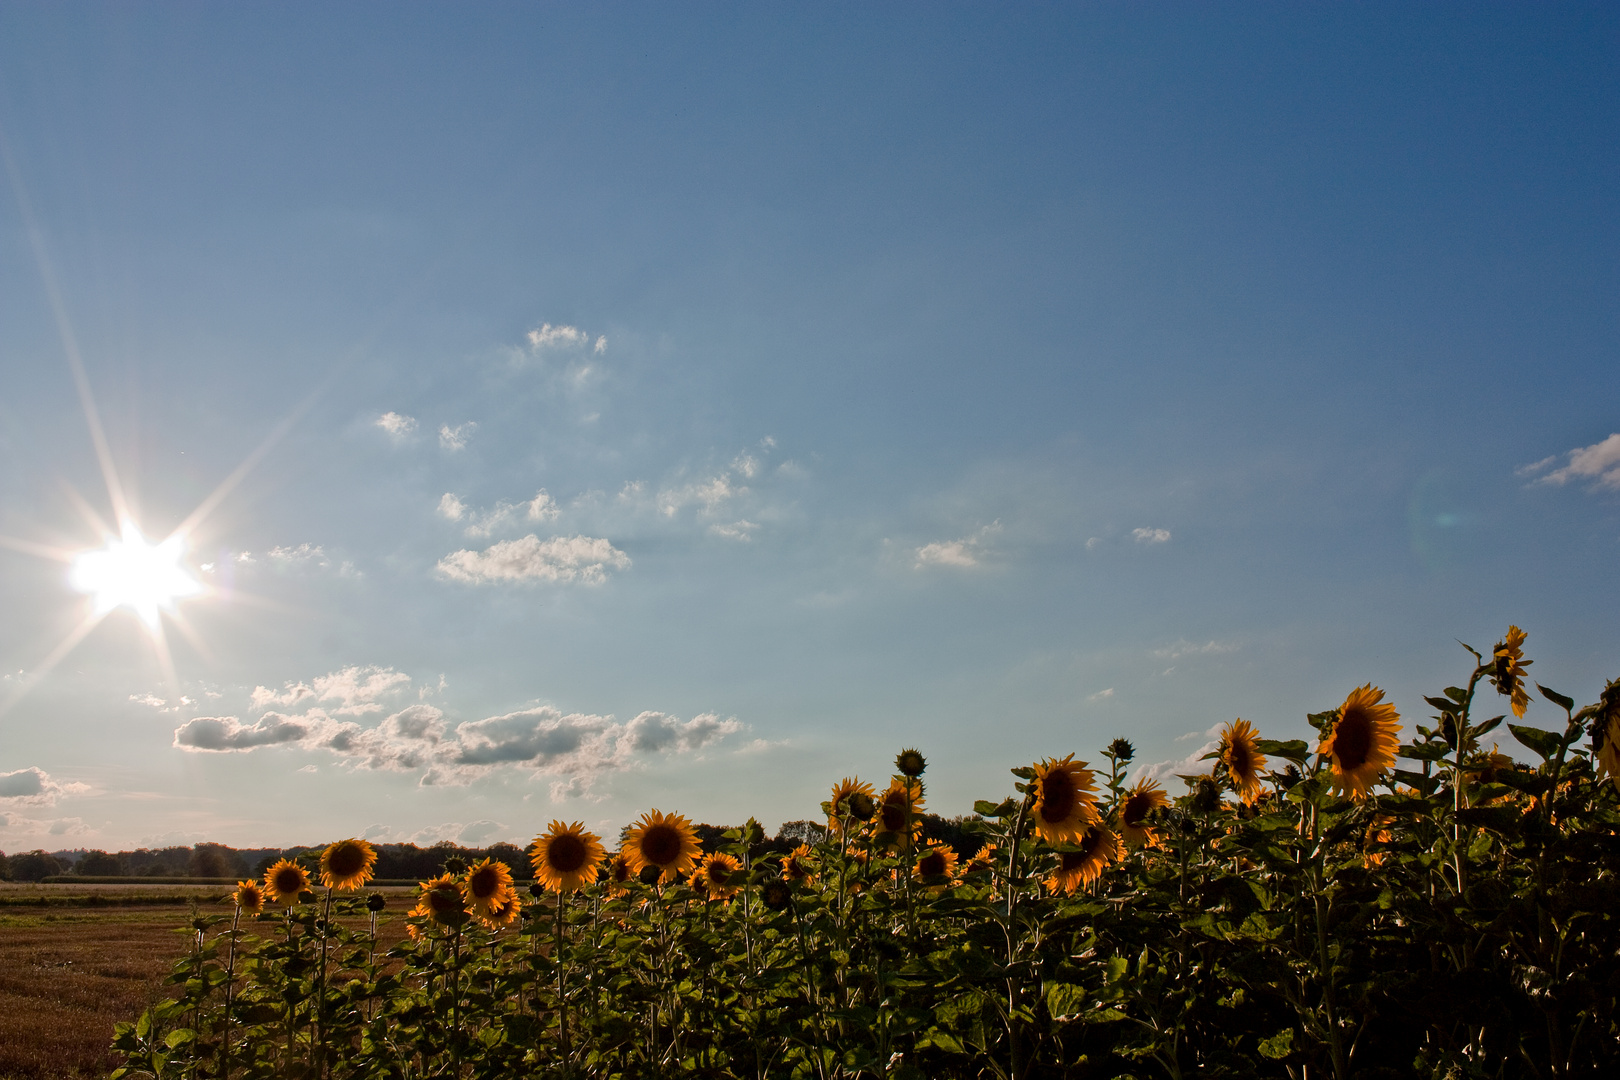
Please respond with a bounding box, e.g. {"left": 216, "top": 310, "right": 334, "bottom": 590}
{"left": 164, "top": 1028, "right": 195, "bottom": 1049}
{"left": 974, "top": 799, "right": 1015, "bottom": 818}
{"left": 1258, "top": 1028, "right": 1295, "bottom": 1060}
{"left": 1474, "top": 716, "right": 1503, "bottom": 737}
{"left": 1398, "top": 741, "right": 1450, "bottom": 762}
{"left": 1255, "top": 738, "right": 1310, "bottom": 762}
{"left": 1537, "top": 684, "right": 1575, "bottom": 712}
{"left": 1509, "top": 723, "right": 1561, "bottom": 761}
{"left": 1009, "top": 766, "right": 1036, "bottom": 780}
{"left": 1045, "top": 982, "right": 1089, "bottom": 1021}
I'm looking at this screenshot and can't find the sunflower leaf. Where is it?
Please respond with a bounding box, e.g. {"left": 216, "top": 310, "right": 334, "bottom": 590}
{"left": 1536, "top": 684, "right": 1575, "bottom": 711}
{"left": 1255, "top": 738, "right": 1310, "bottom": 762}
{"left": 1509, "top": 723, "right": 1561, "bottom": 761}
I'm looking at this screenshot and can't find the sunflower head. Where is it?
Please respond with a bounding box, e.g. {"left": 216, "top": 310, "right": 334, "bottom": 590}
{"left": 1106, "top": 738, "right": 1135, "bottom": 763}
{"left": 827, "top": 777, "right": 877, "bottom": 828}
{"left": 366, "top": 892, "right": 387, "bottom": 914}
{"left": 695, "top": 852, "right": 744, "bottom": 900}
{"left": 1044, "top": 825, "right": 1121, "bottom": 895}
{"left": 847, "top": 792, "right": 876, "bottom": 822}
{"left": 1218, "top": 720, "right": 1268, "bottom": 805}
{"left": 870, "top": 777, "right": 925, "bottom": 848}
{"left": 781, "top": 843, "right": 815, "bottom": 884}
{"left": 529, "top": 821, "right": 606, "bottom": 894}
{"left": 263, "top": 859, "right": 311, "bottom": 907}
{"left": 623, "top": 809, "right": 702, "bottom": 884}
{"left": 1030, "top": 755, "right": 1100, "bottom": 844}
{"left": 760, "top": 877, "right": 793, "bottom": 912}
{"left": 1319, "top": 684, "right": 1402, "bottom": 801}
{"left": 961, "top": 843, "right": 999, "bottom": 877}
{"left": 233, "top": 880, "right": 265, "bottom": 914}
{"left": 462, "top": 858, "right": 517, "bottom": 916}
{"left": 1491, "top": 625, "right": 1532, "bottom": 719}
{"left": 1118, "top": 778, "right": 1170, "bottom": 849}
{"left": 894, "top": 748, "right": 927, "bottom": 778}
{"left": 1593, "top": 711, "right": 1620, "bottom": 791}
{"left": 442, "top": 856, "right": 466, "bottom": 875}
{"left": 913, "top": 841, "right": 959, "bottom": 889}
{"left": 319, "top": 838, "right": 378, "bottom": 891}
{"left": 479, "top": 889, "right": 522, "bottom": 930}
{"left": 604, "top": 850, "right": 635, "bottom": 894}
{"left": 415, "top": 873, "right": 469, "bottom": 927}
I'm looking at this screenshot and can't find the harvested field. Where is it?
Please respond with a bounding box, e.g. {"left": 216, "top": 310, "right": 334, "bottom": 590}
{"left": 0, "top": 884, "right": 418, "bottom": 1080}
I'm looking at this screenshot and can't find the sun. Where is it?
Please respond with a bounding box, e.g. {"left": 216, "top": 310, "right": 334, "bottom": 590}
{"left": 70, "top": 523, "right": 204, "bottom": 628}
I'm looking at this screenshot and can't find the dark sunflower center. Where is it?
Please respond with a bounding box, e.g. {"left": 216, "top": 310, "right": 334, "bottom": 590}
{"left": 919, "top": 852, "right": 947, "bottom": 876}
{"left": 469, "top": 867, "right": 503, "bottom": 898}
{"left": 328, "top": 844, "right": 367, "bottom": 878}
{"left": 611, "top": 858, "right": 631, "bottom": 883}
{"left": 640, "top": 824, "right": 681, "bottom": 865}
{"left": 706, "top": 859, "right": 731, "bottom": 885}
{"left": 1122, "top": 793, "right": 1150, "bottom": 827}
{"left": 1228, "top": 741, "right": 1253, "bottom": 778}
{"left": 1060, "top": 850, "right": 1088, "bottom": 872}
{"left": 1039, "top": 772, "right": 1077, "bottom": 822}
{"left": 547, "top": 834, "right": 588, "bottom": 873}
{"left": 879, "top": 796, "right": 908, "bottom": 832}
{"left": 272, "top": 869, "right": 304, "bottom": 895}
{"left": 1333, "top": 710, "right": 1373, "bottom": 771}
{"left": 428, "top": 887, "right": 463, "bottom": 914}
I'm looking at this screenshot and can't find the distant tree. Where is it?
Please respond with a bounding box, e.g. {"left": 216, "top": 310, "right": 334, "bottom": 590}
{"left": 189, "top": 843, "right": 246, "bottom": 879}
{"left": 10, "top": 849, "right": 62, "bottom": 882}
{"left": 483, "top": 842, "right": 527, "bottom": 874}
{"left": 776, "top": 820, "right": 829, "bottom": 847}
{"left": 0, "top": 850, "right": 10, "bottom": 880}
{"left": 78, "top": 850, "right": 123, "bottom": 876}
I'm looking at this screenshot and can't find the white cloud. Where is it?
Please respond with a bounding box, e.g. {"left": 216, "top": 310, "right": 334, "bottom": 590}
{"left": 1085, "top": 537, "right": 1102, "bottom": 550}
{"left": 1132, "top": 527, "right": 1172, "bottom": 544}
{"left": 527, "top": 323, "right": 590, "bottom": 351}
{"left": 439, "top": 422, "right": 477, "bottom": 451}
{"left": 1521, "top": 434, "right": 1620, "bottom": 490}
{"left": 0, "top": 767, "right": 89, "bottom": 806}
{"left": 173, "top": 702, "right": 741, "bottom": 792}
{"left": 251, "top": 665, "right": 411, "bottom": 715}
{"left": 436, "top": 534, "right": 629, "bottom": 585}
{"left": 709, "top": 520, "right": 758, "bottom": 542}
{"left": 1152, "top": 639, "right": 1238, "bottom": 661}
{"left": 442, "top": 491, "right": 562, "bottom": 539}
{"left": 130, "top": 693, "right": 167, "bottom": 709}
{"left": 1087, "top": 688, "right": 1115, "bottom": 702}
{"left": 527, "top": 490, "right": 560, "bottom": 521}
{"left": 914, "top": 522, "right": 1002, "bottom": 569}
{"left": 268, "top": 543, "right": 330, "bottom": 569}
{"left": 376, "top": 411, "right": 418, "bottom": 439}
{"left": 438, "top": 493, "right": 467, "bottom": 521}
{"left": 593, "top": 335, "right": 607, "bottom": 354}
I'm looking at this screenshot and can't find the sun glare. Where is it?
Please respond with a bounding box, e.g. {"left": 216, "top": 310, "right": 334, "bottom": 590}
{"left": 70, "top": 523, "right": 204, "bottom": 627}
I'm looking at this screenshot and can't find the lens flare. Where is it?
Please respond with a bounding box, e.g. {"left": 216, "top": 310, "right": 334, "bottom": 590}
{"left": 70, "top": 523, "right": 203, "bottom": 627}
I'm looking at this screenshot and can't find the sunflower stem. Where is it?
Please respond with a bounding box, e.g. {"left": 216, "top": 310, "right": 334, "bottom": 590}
{"left": 555, "top": 886, "right": 571, "bottom": 1073}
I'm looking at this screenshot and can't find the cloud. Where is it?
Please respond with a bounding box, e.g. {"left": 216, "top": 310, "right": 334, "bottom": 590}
{"left": 172, "top": 701, "right": 741, "bottom": 792}
{"left": 0, "top": 767, "right": 88, "bottom": 806}
{"left": 376, "top": 411, "right": 418, "bottom": 439}
{"left": 1152, "top": 639, "right": 1238, "bottom": 661}
{"left": 527, "top": 323, "right": 590, "bottom": 351}
{"left": 1520, "top": 434, "right": 1620, "bottom": 490}
{"left": 527, "top": 491, "right": 560, "bottom": 521}
{"left": 173, "top": 713, "right": 311, "bottom": 751}
{"left": 268, "top": 543, "right": 330, "bottom": 569}
{"left": 439, "top": 422, "right": 477, "bottom": 451}
{"left": 1132, "top": 527, "right": 1172, "bottom": 544}
{"left": 594, "top": 335, "right": 607, "bottom": 354}
{"left": 436, "top": 534, "right": 629, "bottom": 585}
{"left": 709, "top": 520, "right": 758, "bottom": 541}
{"left": 914, "top": 522, "right": 1001, "bottom": 569}
{"left": 251, "top": 665, "right": 410, "bottom": 715}
{"left": 1087, "top": 688, "right": 1115, "bottom": 702}
{"left": 438, "top": 493, "right": 467, "bottom": 521}
{"left": 454, "top": 490, "right": 561, "bottom": 539}
{"left": 130, "top": 693, "right": 167, "bottom": 708}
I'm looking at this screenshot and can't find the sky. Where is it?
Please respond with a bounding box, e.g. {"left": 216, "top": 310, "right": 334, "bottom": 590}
{"left": 0, "top": 4, "right": 1617, "bottom": 853}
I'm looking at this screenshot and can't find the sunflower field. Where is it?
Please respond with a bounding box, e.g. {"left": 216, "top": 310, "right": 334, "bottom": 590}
{"left": 114, "top": 628, "right": 1620, "bottom": 1079}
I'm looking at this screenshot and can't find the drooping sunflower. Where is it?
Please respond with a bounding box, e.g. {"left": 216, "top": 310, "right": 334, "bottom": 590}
{"left": 263, "top": 859, "right": 311, "bottom": 907}
{"left": 1218, "top": 720, "right": 1268, "bottom": 805}
{"left": 870, "top": 777, "right": 925, "bottom": 848}
{"left": 623, "top": 809, "right": 703, "bottom": 884}
{"left": 826, "top": 777, "right": 877, "bottom": 829}
{"left": 1319, "top": 684, "right": 1402, "bottom": 801}
{"left": 1030, "top": 755, "right": 1100, "bottom": 844}
{"left": 1491, "top": 625, "right": 1532, "bottom": 719}
{"left": 319, "top": 838, "right": 378, "bottom": 891}
{"left": 604, "top": 850, "right": 635, "bottom": 894}
{"left": 529, "top": 821, "right": 606, "bottom": 893}
{"left": 781, "top": 843, "right": 815, "bottom": 884}
{"left": 233, "top": 879, "right": 265, "bottom": 914}
{"left": 412, "top": 873, "right": 469, "bottom": 927}
{"left": 694, "top": 852, "right": 744, "bottom": 901}
{"left": 1117, "top": 778, "right": 1170, "bottom": 849}
{"left": 1044, "top": 825, "right": 1121, "bottom": 895}
{"left": 462, "top": 858, "right": 516, "bottom": 917}
{"left": 913, "top": 841, "right": 959, "bottom": 888}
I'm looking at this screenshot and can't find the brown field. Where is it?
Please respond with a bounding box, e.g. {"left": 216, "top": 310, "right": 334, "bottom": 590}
{"left": 0, "top": 884, "right": 417, "bottom": 1080}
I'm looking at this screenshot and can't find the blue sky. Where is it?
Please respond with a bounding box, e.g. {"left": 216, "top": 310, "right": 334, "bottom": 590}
{"left": 1, "top": 4, "right": 1616, "bottom": 851}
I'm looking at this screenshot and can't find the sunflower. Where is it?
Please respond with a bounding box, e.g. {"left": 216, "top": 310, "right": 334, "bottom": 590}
{"left": 870, "top": 777, "right": 925, "bottom": 848}
{"left": 462, "top": 858, "right": 517, "bottom": 916}
{"left": 623, "top": 809, "right": 703, "bottom": 884}
{"left": 1594, "top": 714, "right": 1620, "bottom": 792}
{"left": 894, "top": 748, "right": 927, "bottom": 778}
{"left": 961, "top": 843, "right": 999, "bottom": 876}
{"left": 263, "top": 859, "right": 311, "bottom": 907}
{"left": 827, "top": 777, "right": 876, "bottom": 829}
{"left": 529, "top": 820, "right": 606, "bottom": 893}
{"left": 1218, "top": 720, "right": 1268, "bottom": 805}
{"left": 1118, "top": 778, "right": 1170, "bottom": 849}
{"left": 694, "top": 852, "right": 743, "bottom": 901}
{"left": 412, "top": 873, "right": 469, "bottom": 927}
{"left": 604, "top": 850, "right": 635, "bottom": 894}
{"left": 1320, "top": 685, "right": 1402, "bottom": 801}
{"left": 319, "top": 838, "right": 377, "bottom": 891}
{"left": 232, "top": 879, "right": 265, "bottom": 914}
{"left": 1030, "top": 755, "right": 1100, "bottom": 844}
{"left": 1044, "top": 825, "right": 1121, "bottom": 895}
{"left": 1491, "top": 625, "right": 1532, "bottom": 719}
{"left": 781, "top": 843, "right": 815, "bottom": 884}
{"left": 913, "top": 841, "right": 959, "bottom": 888}
{"left": 479, "top": 889, "right": 522, "bottom": 930}
{"left": 760, "top": 877, "right": 794, "bottom": 912}
{"left": 1362, "top": 815, "right": 1395, "bottom": 869}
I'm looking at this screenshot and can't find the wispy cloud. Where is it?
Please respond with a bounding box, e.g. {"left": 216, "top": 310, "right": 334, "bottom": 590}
{"left": 439, "top": 422, "right": 477, "bottom": 451}
{"left": 375, "top": 411, "right": 417, "bottom": 439}
{"left": 1152, "top": 639, "right": 1238, "bottom": 661}
{"left": 436, "top": 535, "right": 630, "bottom": 585}
{"left": 250, "top": 665, "right": 411, "bottom": 715}
{"left": 527, "top": 323, "right": 592, "bottom": 351}
{"left": 1519, "top": 434, "right": 1620, "bottom": 491}
{"left": 444, "top": 490, "right": 562, "bottom": 539}
{"left": 1132, "top": 527, "right": 1172, "bottom": 544}
{"left": 914, "top": 522, "right": 1002, "bottom": 569}
{"left": 438, "top": 493, "right": 467, "bottom": 521}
